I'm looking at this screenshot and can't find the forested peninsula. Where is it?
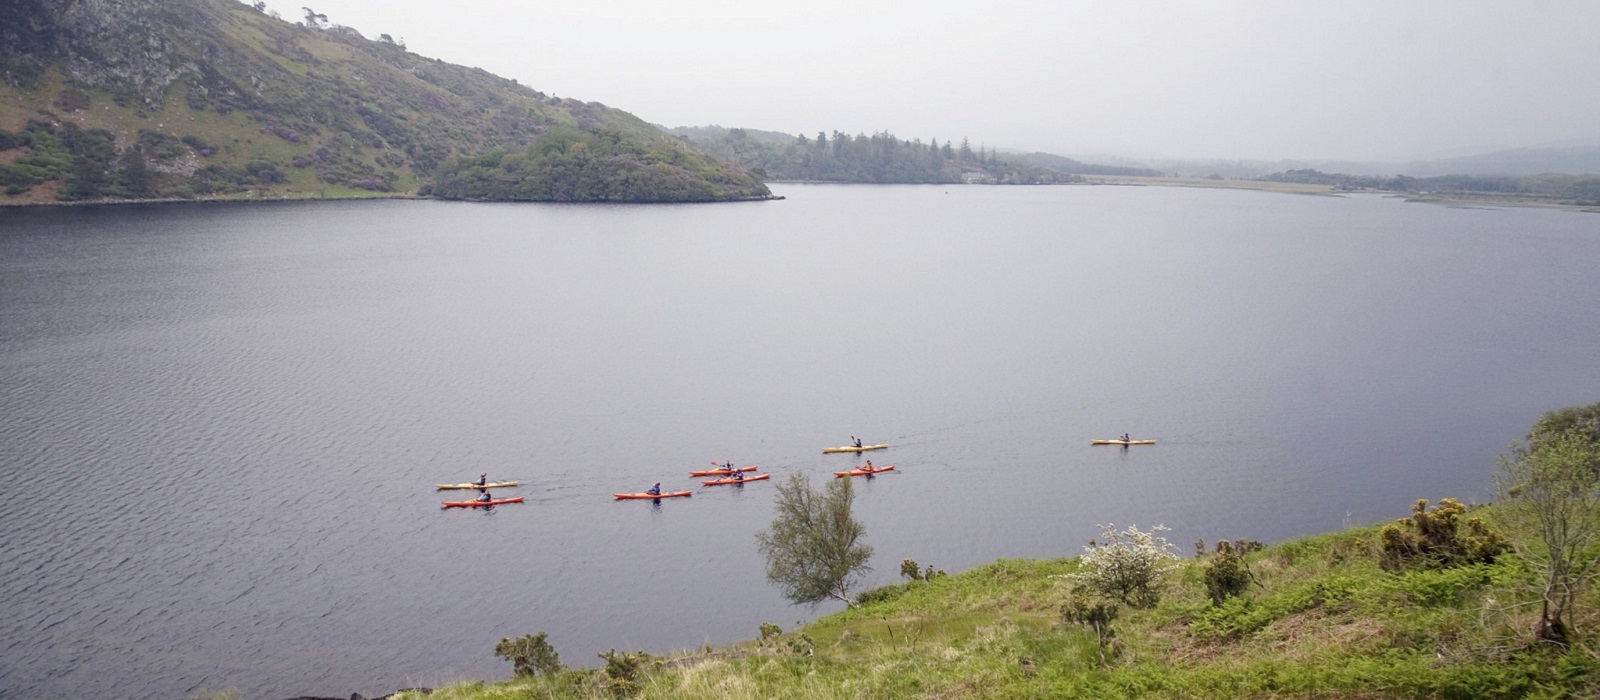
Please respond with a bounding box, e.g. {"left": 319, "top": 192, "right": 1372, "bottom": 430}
{"left": 0, "top": 0, "right": 769, "bottom": 204}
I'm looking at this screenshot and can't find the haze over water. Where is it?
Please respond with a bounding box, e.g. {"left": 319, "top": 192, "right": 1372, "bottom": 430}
{"left": 2, "top": 184, "right": 1598, "bottom": 698}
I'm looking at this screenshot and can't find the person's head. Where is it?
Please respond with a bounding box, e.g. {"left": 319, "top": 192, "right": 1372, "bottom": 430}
{"left": 654, "top": 482, "right": 661, "bottom": 487}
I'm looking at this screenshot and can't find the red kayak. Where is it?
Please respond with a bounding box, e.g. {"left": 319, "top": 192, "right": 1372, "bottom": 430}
{"left": 702, "top": 473, "right": 772, "bottom": 486}
{"left": 689, "top": 466, "right": 757, "bottom": 477}
{"left": 835, "top": 465, "right": 895, "bottom": 477}
{"left": 614, "top": 491, "right": 693, "bottom": 500}
{"left": 442, "top": 497, "right": 524, "bottom": 508}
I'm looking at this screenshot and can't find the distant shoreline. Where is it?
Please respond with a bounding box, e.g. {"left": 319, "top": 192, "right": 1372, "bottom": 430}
{"left": 1081, "top": 175, "right": 1600, "bottom": 213}
{"left": 0, "top": 193, "right": 783, "bottom": 209}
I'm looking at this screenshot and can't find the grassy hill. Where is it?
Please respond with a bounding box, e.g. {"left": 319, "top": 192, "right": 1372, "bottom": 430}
{"left": 0, "top": 0, "right": 768, "bottom": 203}
{"left": 374, "top": 500, "right": 1598, "bottom": 699}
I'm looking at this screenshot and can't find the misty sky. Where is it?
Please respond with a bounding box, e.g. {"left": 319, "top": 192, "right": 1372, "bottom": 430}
{"left": 270, "top": 0, "right": 1600, "bottom": 162}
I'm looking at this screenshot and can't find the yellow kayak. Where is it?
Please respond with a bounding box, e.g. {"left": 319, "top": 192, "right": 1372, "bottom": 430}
{"left": 822, "top": 444, "right": 888, "bottom": 453}
{"left": 1091, "top": 440, "right": 1156, "bottom": 446}
{"left": 437, "top": 481, "right": 520, "bottom": 490}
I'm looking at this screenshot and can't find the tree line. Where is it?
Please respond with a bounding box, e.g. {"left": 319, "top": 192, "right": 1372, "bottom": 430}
{"left": 1261, "top": 168, "right": 1600, "bottom": 204}
{"left": 675, "top": 128, "right": 1081, "bottom": 185}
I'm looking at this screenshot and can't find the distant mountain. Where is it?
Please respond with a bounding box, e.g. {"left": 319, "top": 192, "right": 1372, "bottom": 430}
{"left": 0, "top": 0, "right": 768, "bottom": 204}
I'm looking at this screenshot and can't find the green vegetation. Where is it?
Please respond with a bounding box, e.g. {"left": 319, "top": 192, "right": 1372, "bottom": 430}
{"left": 424, "top": 125, "right": 767, "bottom": 203}
{"left": 1070, "top": 524, "right": 1182, "bottom": 609}
{"left": 0, "top": 0, "right": 767, "bottom": 204}
{"left": 1260, "top": 169, "right": 1600, "bottom": 206}
{"left": 1496, "top": 401, "right": 1600, "bottom": 646}
{"left": 755, "top": 473, "right": 874, "bottom": 608}
{"left": 667, "top": 126, "right": 1085, "bottom": 185}
{"left": 495, "top": 632, "right": 564, "bottom": 678}
{"left": 399, "top": 401, "right": 1600, "bottom": 699}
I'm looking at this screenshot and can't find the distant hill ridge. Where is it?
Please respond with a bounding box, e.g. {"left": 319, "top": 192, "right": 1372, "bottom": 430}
{"left": 0, "top": 0, "right": 769, "bottom": 203}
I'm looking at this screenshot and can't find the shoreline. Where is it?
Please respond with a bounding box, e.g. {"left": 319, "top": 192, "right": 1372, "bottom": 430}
{"left": 1081, "top": 174, "right": 1600, "bottom": 213}
{"left": 0, "top": 193, "right": 783, "bottom": 209}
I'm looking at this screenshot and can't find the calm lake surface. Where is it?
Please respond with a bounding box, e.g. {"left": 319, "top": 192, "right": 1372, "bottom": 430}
{"left": 3, "top": 184, "right": 1599, "bottom": 698}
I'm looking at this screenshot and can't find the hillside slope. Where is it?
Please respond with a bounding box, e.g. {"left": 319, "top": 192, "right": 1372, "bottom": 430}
{"left": 388, "top": 506, "right": 1600, "bottom": 699}
{"left": 0, "top": 0, "right": 769, "bottom": 203}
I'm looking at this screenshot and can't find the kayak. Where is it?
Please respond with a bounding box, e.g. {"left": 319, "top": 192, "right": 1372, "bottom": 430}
{"left": 835, "top": 465, "right": 895, "bottom": 477}
{"left": 436, "top": 481, "right": 519, "bottom": 490}
{"left": 823, "top": 444, "right": 888, "bottom": 453}
{"left": 442, "top": 497, "right": 524, "bottom": 508}
{"left": 702, "top": 473, "right": 772, "bottom": 486}
{"left": 1091, "top": 440, "right": 1157, "bottom": 445}
{"left": 688, "top": 466, "right": 757, "bottom": 477}
{"left": 614, "top": 491, "right": 693, "bottom": 500}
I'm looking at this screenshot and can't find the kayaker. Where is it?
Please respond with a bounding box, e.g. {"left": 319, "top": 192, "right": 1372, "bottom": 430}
{"left": 731, "top": 470, "right": 745, "bottom": 482}
{"left": 647, "top": 482, "right": 662, "bottom": 496}
{"left": 1121, "top": 433, "right": 1130, "bottom": 443}
{"left": 476, "top": 473, "right": 487, "bottom": 487}
{"left": 476, "top": 490, "right": 492, "bottom": 502}
{"left": 865, "top": 460, "right": 873, "bottom": 471}
{"left": 852, "top": 436, "right": 863, "bottom": 448}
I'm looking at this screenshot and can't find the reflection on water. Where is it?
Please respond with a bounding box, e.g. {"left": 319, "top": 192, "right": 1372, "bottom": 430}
{"left": 2, "top": 186, "right": 1599, "bottom": 697}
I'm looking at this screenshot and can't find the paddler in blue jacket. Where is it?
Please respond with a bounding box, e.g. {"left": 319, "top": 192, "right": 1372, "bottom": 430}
{"left": 647, "top": 482, "right": 662, "bottom": 496}
{"left": 476, "top": 489, "right": 492, "bottom": 502}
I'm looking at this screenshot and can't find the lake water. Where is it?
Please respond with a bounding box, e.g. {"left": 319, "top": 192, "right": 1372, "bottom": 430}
{"left": 2, "top": 184, "right": 1598, "bottom": 698}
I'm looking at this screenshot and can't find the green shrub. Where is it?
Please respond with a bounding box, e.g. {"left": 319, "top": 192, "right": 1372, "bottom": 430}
{"left": 855, "top": 581, "right": 911, "bottom": 606}
{"left": 493, "top": 632, "right": 562, "bottom": 677}
{"left": 1379, "top": 498, "right": 1508, "bottom": 571}
{"left": 1061, "top": 595, "right": 1121, "bottom": 665}
{"left": 1203, "top": 539, "right": 1257, "bottom": 605}
{"left": 598, "top": 649, "right": 654, "bottom": 697}
{"left": 1387, "top": 564, "right": 1496, "bottom": 607}
{"left": 901, "top": 559, "right": 922, "bottom": 581}
{"left": 758, "top": 621, "right": 783, "bottom": 644}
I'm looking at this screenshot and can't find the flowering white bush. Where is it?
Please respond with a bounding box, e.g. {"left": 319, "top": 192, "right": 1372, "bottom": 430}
{"left": 1072, "top": 523, "right": 1181, "bottom": 608}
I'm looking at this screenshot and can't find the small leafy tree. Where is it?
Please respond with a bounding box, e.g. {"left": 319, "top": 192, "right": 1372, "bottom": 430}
{"left": 1061, "top": 595, "right": 1121, "bottom": 666}
{"left": 1072, "top": 524, "right": 1180, "bottom": 608}
{"left": 1203, "top": 540, "right": 1258, "bottom": 605}
{"left": 1497, "top": 425, "right": 1600, "bottom": 646}
{"left": 494, "top": 632, "right": 562, "bottom": 677}
{"left": 756, "top": 473, "right": 873, "bottom": 607}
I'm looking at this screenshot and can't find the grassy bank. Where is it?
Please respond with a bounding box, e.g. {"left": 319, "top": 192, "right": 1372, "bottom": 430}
{"left": 396, "top": 504, "right": 1600, "bottom": 699}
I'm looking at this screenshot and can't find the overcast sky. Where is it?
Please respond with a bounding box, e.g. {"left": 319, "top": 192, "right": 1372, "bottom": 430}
{"left": 268, "top": 0, "right": 1600, "bottom": 162}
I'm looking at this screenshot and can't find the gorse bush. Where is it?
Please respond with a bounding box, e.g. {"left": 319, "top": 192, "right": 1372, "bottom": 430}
{"left": 1072, "top": 523, "right": 1181, "bottom": 608}
{"left": 1378, "top": 498, "right": 1508, "bottom": 571}
{"left": 598, "top": 649, "right": 654, "bottom": 697}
